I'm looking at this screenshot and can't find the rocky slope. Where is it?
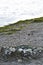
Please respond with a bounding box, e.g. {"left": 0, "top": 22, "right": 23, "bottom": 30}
{"left": 0, "top": 17, "right": 43, "bottom": 65}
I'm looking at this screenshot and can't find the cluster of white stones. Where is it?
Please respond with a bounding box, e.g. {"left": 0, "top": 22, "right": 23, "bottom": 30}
{"left": 0, "top": 45, "right": 43, "bottom": 61}
{"left": 1, "top": 46, "right": 16, "bottom": 55}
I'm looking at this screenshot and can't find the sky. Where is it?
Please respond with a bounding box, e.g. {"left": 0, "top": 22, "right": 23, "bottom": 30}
{"left": 0, "top": 0, "right": 43, "bottom": 26}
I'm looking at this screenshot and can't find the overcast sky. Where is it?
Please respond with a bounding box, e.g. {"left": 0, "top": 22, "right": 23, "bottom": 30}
{"left": 0, "top": 0, "right": 43, "bottom": 26}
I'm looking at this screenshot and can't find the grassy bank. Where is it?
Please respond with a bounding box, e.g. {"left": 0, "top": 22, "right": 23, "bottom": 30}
{"left": 0, "top": 17, "right": 43, "bottom": 34}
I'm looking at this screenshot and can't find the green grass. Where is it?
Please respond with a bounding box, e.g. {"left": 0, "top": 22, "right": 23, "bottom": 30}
{"left": 32, "top": 17, "right": 43, "bottom": 23}
{"left": 0, "top": 17, "right": 43, "bottom": 34}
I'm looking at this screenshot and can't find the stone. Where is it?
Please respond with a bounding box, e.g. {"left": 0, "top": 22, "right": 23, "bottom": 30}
{"left": 17, "top": 59, "right": 22, "bottom": 62}
{"left": 9, "top": 47, "right": 16, "bottom": 52}
{"left": 18, "top": 48, "right": 23, "bottom": 52}
{"left": 0, "top": 45, "right": 43, "bottom": 62}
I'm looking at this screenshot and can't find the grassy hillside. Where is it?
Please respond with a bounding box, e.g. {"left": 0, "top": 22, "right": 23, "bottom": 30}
{"left": 0, "top": 17, "right": 43, "bottom": 34}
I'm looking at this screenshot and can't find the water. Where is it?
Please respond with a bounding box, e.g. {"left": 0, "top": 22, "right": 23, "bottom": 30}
{"left": 0, "top": 0, "right": 43, "bottom": 26}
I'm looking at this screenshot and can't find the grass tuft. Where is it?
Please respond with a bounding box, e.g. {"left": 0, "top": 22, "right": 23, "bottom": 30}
{"left": 0, "top": 17, "right": 43, "bottom": 34}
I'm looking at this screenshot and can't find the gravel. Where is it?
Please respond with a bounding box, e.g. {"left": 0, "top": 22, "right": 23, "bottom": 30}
{"left": 0, "top": 22, "right": 43, "bottom": 65}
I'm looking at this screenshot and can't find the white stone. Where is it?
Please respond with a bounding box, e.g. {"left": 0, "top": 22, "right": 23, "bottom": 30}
{"left": 18, "top": 48, "right": 23, "bottom": 52}
{"left": 33, "top": 51, "right": 36, "bottom": 55}
{"left": 39, "top": 50, "right": 42, "bottom": 53}
{"left": 23, "top": 49, "right": 32, "bottom": 53}
{"left": 18, "top": 59, "right": 22, "bottom": 62}
{"left": 5, "top": 50, "right": 9, "bottom": 54}
{"left": 9, "top": 47, "right": 16, "bottom": 52}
